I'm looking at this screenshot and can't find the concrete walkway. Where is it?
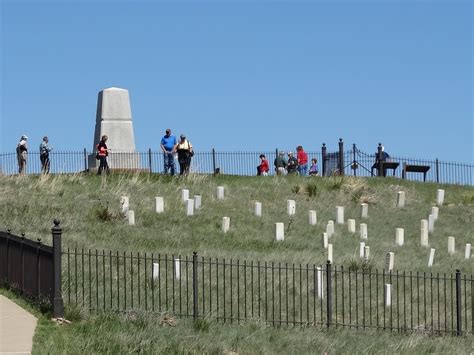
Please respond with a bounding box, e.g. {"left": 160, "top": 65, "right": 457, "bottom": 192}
{"left": 0, "top": 295, "right": 37, "bottom": 355}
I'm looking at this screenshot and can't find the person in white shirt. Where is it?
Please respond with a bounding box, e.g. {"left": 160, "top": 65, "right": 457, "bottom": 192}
{"left": 16, "top": 135, "right": 28, "bottom": 175}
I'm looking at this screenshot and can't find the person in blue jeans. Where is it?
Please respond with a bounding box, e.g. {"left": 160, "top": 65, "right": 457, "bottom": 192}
{"left": 160, "top": 128, "right": 177, "bottom": 175}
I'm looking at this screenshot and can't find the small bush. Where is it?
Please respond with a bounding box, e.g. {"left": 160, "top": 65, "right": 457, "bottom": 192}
{"left": 92, "top": 203, "right": 115, "bottom": 222}
{"left": 306, "top": 183, "right": 318, "bottom": 198}
{"left": 64, "top": 304, "right": 85, "bottom": 322}
{"left": 329, "top": 177, "right": 344, "bottom": 191}
{"left": 347, "top": 257, "right": 375, "bottom": 273}
{"left": 292, "top": 185, "right": 301, "bottom": 194}
{"left": 193, "top": 318, "right": 210, "bottom": 332}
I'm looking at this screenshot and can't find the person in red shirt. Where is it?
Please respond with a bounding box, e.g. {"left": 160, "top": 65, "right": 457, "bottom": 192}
{"left": 257, "top": 154, "right": 270, "bottom": 176}
{"left": 296, "top": 145, "right": 308, "bottom": 175}
{"left": 96, "top": 135, "right": 110, "bottom": 175}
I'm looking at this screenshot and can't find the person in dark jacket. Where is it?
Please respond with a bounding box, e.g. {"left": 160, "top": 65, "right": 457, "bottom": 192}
{"left": 96, "top": 135, "right": 110, "bottom": 175}
{"left": 39, "top": 136, "right": 53, "bottom": 174}
{"left": 16, "top": 135, "right": 28, "bottom": 175}
{"left": 287, "top": 151, "right": 298, "bottom": 175}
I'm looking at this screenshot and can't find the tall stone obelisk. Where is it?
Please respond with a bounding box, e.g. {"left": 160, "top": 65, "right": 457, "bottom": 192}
{"left": 88, "top": 87, "right": 140, "bottom": 170}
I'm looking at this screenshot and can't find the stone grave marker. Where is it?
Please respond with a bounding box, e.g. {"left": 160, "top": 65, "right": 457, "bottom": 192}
{"left": 275, "top": 223, "right": 284, "bottom": 241}
{"left": 155, "top": 197, "right": 164, "bottom": 213}
{"left": 128, "top": 210, "right": 135, "bottom": 225}
{"left": 395, "top": 228, "right": 404, "bottom": 246}
{"left": 182, "top": 189, "right": 189, "bottom": 202}
{"left": 361, "top": 203, "right": 368, "bottom": 218}
{"left": 397, "top": 191, "right": 405, "bottom": 208}
{"left": 431, "top": 206, "right": 439, "bottom": 221}
{"left": 287, "top": 200, "right": 296, "bottom": 216}
{"left": 222, "top": 217, "right": 230, "bottom": 233}
{"left": 322, "top": 233, "right": 328, "bottom": 249}
{"left": 186, "top": 199, "right": 194, "bottom": 216}
{"left": 465, "top": 244, "right": 472, "bottom": 259}
{"left": 428, "top": 248, "right": 435, "bottom": 267}
{"left": 428, "top": 214, "right": 435, "bottom": 234}
{"left": 420, "top": 220, "right": 429, "bottom": 247}
{"left": 336, "top": 206, "right": 344, "bottom": 224}
{"left": 348, "top": 219, "right": 356, "bottom": 233}
{"left": 217, "top": 186, "right": 225, "bottom": 200}
{"left": 448, "top": 236, "right": 455, "bottom": 255}
{"left": 326, "top": 221, "right": 335, "bottom": 238}
{"left": 364, "top": 246, "right": 370, "bottom": 260}
{"left": 194, "top": 195, "right": 202, "bottom": 209}
{"left": 309, "top": 210, "right": 317, "bottom": 225}
{"left": 384, "top": 284, "right": 392, "bottom": 307}
{"left": 152, "top": 263, "right": 159, "bottom": 280}
{"left": 327, "top": 244, "right": 333, "bottom": 263}
{"left": 120, "top": 196, "right": 129, "bottom": 216}
{"left": 174, "top": 258, "right": 180, "bottom": 279}
{"left": 436, "top": 189, "right": 445, "bottom": 206}
{"left": 316, "top": 267, "right": 324, "bottom": 299}
{"left": 254, "top": 202, "right": 262, "bottom": 217}
{"left": 360, "top": 223, "right": 368, "bottom": 240}
{"left": 359, "top": 242, "right": 365, "bottom": 258}
{"left": 385, "top": 252, "right": 394, "bottom": 272}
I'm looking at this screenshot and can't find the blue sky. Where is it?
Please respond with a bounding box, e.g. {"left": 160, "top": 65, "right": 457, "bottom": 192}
{"left": 1, "top": 0, "right": 472, "bottom": 162}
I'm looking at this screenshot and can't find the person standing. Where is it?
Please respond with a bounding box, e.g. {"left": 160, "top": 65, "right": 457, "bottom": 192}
{"left": 274, "top": 151, "right": 287, "bottom": 176}
{"left": 176, "top": 134, "right": 193, "bottom": 176}
{"left": 160, "top": 128, "right": 177, "bottom": 176}
{"left": 257, "top": 154, "right": 270, "bottom": 176}
{"left": 296, "top": 145, "right": 308, "bottom": 176}
{"left": 287, "top": 151, "right": 298, "bottom": 175}
{"left": 16, "top": 135, "right": 28, "bottom": 175}
{"left": 96, "top": 135, "right": 110, "bottom": 175}
{"left": 39, "top": 136, "right": 53, "bottom": 174}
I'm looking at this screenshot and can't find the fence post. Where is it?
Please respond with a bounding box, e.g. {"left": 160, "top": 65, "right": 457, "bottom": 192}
{"left": 6, "top": 230, "right": 11, "bottom": 283}
{"left": 212, "top": 148, "right": 217, "bottom": 176}
{"left": 352, "top": 143, "right": 357, "bottom": 176}
{"left": 52, "top": 219, "right": 64, "bottom": 319}
{"left": 148, "top": 148, "right": 152, "bottom": 174}
{"left": 436, "top": 159, "right": 439, "bottom": 183}
{"left": 192, "top": 252, "right": 198, "bottom": 320}
{"left": 377, "top": 143, "right": 383, "bottom": 177}
{"left": 322, "top": 143, "right": 327, "bottom": 177}
{"left": 83, "top": 148, "right": 88, "bottom": 172}
{"left": 326, "top": 260, "right": 332, "bottom": 329}
{"left": 455, "top": 269, "right": 462, "bottom": 336}
{"left": 338, "top": 138, "right": 344, "bottom": 176}
{"left": 21, "top": 233, "right": 25, "bottom": 292}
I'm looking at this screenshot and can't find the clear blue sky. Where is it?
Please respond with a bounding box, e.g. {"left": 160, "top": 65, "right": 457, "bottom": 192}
{"left": 1, "top": 0, "right": 472, "bottom": 162}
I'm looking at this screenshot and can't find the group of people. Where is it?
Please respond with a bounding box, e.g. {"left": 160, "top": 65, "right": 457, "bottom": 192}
{"left": 257, "top": 145, "right": 319, "bottom": 176}
{"left": 160, "top": 128, "right": 194, "bottom": 176}
{"left": 16, "top": 135, "right": 52, "bottom": 175}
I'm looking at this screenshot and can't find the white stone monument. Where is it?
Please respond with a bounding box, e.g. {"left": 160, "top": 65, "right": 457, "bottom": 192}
{"left": 254, "top": 202, "right": 262, "bottom": 217}
{"left": 359, "top": 242, "right": 365, "bottom": 258}
{"left": 397, "top": 191, "right": 405, "bottom": 208}
{"left": 155, "top": 197, "right": 164, "bottom": 213}
{"left": 152, "top": 263, "right": 160, "bottom": 280}
{"left": 420, "top": 220, "right": 429, "bottom": 247}
{"left": 316, "top": 267, "right": 324, "bottom": 299}
{"left": 364, "top": 246, "right": 370, "bottom": 260}
{"left": 395, "top": 228, "right": 404, "bottom": 246}
{"left": 322, "top": 233, "right": 328, "bottom": 249}
{"left": 428, "top": 214, "right": 435, "bottom": 234}
{"left": 275, "top": 223, "right": 284, "bottom": 241}
{"left": 327, "top": 244, "right": 333, "bottom": 263}
{"left": 428, "top": 248, "right": 435, "bottom": 267}
{"left": 336, "top": 206, "right": 344, "bottom": 224}
{"left": 222, "top": 217, "right": 230, "bottom": 233}
{"left": 89, "top": 87, "right": 140, "bottom": 170}
{"left": 436, "top": 189, "right": 445, "bottom": 206}
{"left": 194, "top": 195, "right": 202, "bottom": 209}
{"left": 174, "top": 258, "right": 181, "bottom": 279}
{"left": 360, "top": 223, "right": 368, "bottom": 240}
{"left": 128, "top": 210, "right": 135, "bottom": 225}
{"left": 361, "top": 203, "right": 368, "bottom": 218}
{"left": 217, "top": 186, "right": 225, "bottom": 200}
{"left": 348, "top": 219, "right": 356, "bottom": 233}
{"left": 326, "top": 221, "right": 335, "bottom": 238}
{"left": 186, "top": 199, "right": 194, "bottom": 216}
{"left": 384, "top": 284, "right": 392, "bottom": 307}
{"left": 182, "top": 189, "right": 189, "bottom": 202}
{"left": 120, "top": 196, "right": 129, "bottom": 216}
{"left": 309, "top": 210, "right": 317, "bottom": 225}
{"left": 448, "top": 237, "right": 455, "bottom": 255}
{"left": 287, "top": 200, "right": 296, "bottom": 216}
{"left": 431, "top": 206, "right": 439, "bottom": 221}
{"left": 465, "top": 244, "right": 472, "bottom": 259}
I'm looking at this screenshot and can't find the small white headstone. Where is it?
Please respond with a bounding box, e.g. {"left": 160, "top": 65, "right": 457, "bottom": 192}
{"left": 384, "top": 284, "right": 392, "bottom": 307}
{"left": 420, "top": 220, "right": 429, "bottom": 247}
{"left": 128, "top": 210, "right": 135, "bottom": 225}
{"left": 395, "top": 228, "right": 404, "bottom": 246}
{"left": 275, "top": 223, "right": 284, "bottom": 241}
{"left": 182, "top": 189, "right": 189, "bottom": 202}
{"left": 152, "top": 263, "right": 159, "bottom": 280}
{"left": 309, "top": 210, "right": 317, "bottom": 225}
{"left": 327, "top": 244, "right": 333, "bottom": 263}
{"left": 121, "top": 196, "right": 129, "bottom": 216}
{"left": 316, "top": 267, "right": 324, "bottom": 299}
{"left": 364, "top": 246, "right": 370, "bottom": 260}
{"left": 287, "top": 200, "right": 296, "bottom": 216}
{"left": 428, "top": 248, "right": 436, "bottom": 267}
{"left": 321, "top": 233, "right": 328, "bottom": 249}
{"left": 397, "top": 191, "right": 406, "bottom": 208}
{"left": 336, "top": 206, "right": 344, "bottom": 224}
{"left": 326, "top": 221, "right": 335, "bottom": 238}
{"left": 348, "top": 219, "right": 356, "bottom": 233}
{"left": 436, "top": 189, "right": 445, "bottom": 206}
{"left": 186, "top": 199, "right": 194, "bottom": 216}
{"left": 360, "top": 223, "right": 368, "bottom": 240}
{"left": 222, "top": 217, "right": 230, "bottom": 233}
{"left": 174, "top": 258, "right": 180, "bottom": 279}
{"left": 194, "top": 195, "right": 202, "bottom": 209}
{"left": 431, "top": 206, "right": 439, "bottom": 221}
{"left": 448, "top": 236, "right": 455, "bottom": 255}
{"left": 155, "top": 197, "right": 164, "bottom": 213}
{"left": 428, "top": 214, "right": 435, "bottom": 234}
{"left": 359, "top": 242, "right": 365, "bottom": 258}
{"left": 360, "top": 203, "right": 368, "bottom": 218}
{"left": 217, "top": 186, "right": 225, "bottom": 200}
{"left": 254, "top": 202, "right": 262, "bottom": 217}
{"left": 385, "top": 252, "right": 394, "bottom": 272}
{"left": 465, "top": 244, "right": 472, "bottom": 259}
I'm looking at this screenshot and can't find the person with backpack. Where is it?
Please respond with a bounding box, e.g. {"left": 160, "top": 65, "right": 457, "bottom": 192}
{"left": 39, "top": 136, "right": 53, "bottom": 174}
{"left": 176, "top": 134, "right": 193, "bottom": 176}
{"left": 16, "top": 135, "right": 28, "bottom": 175}
{"left": 96, "top": 135, "right": 110, "bottom": 175}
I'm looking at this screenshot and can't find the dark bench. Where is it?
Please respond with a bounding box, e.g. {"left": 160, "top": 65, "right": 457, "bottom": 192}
{"left": 371, "top": 162, "right": 400, "bottom": 177}
{"left": 402, "top": 163, "right": 430, "bottom": 182}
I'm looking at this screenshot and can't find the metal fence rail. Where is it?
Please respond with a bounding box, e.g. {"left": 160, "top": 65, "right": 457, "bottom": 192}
{"left": 62, "top": 250, "right": 473, "bottom": 336}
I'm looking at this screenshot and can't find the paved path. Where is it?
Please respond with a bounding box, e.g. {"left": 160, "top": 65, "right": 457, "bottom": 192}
{"left": 0, "top": 295, "right": 37, "bottom": 355}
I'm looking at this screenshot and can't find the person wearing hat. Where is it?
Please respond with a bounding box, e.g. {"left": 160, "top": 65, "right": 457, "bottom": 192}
{"left": 274, "top": 151, "right": 287, "bottom": 176}
{"left": 39, "top": 136, "right": 53, "bottom": 174}
{"left": 160, "top": 128, "right": 177, "bottom": 176}
{"left": 287, "top": 151, "right": 298, "bottom": 175}
{"left": 176, "top": 134, "right": 193, "bottom": 176}
{"left": 16, "top": 135, "right": 28, "bottom": 175}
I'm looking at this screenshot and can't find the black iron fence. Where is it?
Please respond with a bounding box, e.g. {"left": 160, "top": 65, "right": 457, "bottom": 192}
{"left": 62, "top": 249, "right": 473, "bottom": 336}
{"left": 0, "top": 142, "right": 472, "bottom": 185}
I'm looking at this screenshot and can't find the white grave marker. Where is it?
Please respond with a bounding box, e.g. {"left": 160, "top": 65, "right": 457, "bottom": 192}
{"left": 359, "top": 242, "right": 365, "bottom": 258}
{"left": 128, "top": 210, "right": 135, "bottom": 225}
{"left": 174, "top": 258, "right": 181, "bottom": 279}
{"left": 152, "top": 263, "right": 160, "bottom": 280}
{"left": 395, "top": 228, "right": 404, "bottom": 246}
{"left": 348, "top": 219, "right": 356, "bottom": 233}
{"left": 316, "top": 267, "right": 324, "bottom": 299}
{"left": 275, "top": 223, "right": 284, "bottom": 241}
{"left": 428, "top": 214, "right": 435, "bottom": 234}
{"left": 326, "top": 221, "right": 335, "bottom": 238}
{"left": 436, "top": 189, "right": 445, "bottom": 206}
{"left": 186, "top": 199, "right": 194, "bottom": 216}
{"left": 361, "top": 203, "right": 368, "bottom": 218}
{"left": 384, "top": 284, "right": 392, "bottom": 307}
{"left": 155, "top": 197, "right": 164, "bottom": 213}
{"left": 397, "top": 191, "right": 405, "bottom": 208}
{"left": 182, "top": 189, "right": 189, "bottom": 202}
{"left": 336, "top": 206, "right": 344, "bottom": 224}
{"left": 360, "top": 223, "right": 368, "bottom": 240}
{"left": 448, "top": 236, "right": 455, "bottom": 255}
{"left": 420, "top": 220, "right": 429, "bottom": 247}
{"left": 121, "top": 196, "right": 129, "bottom": 216}
{"left": 385, "top": 252, "right": 394, "bottom": 272}
{"left": 428, "top": 248, "right": 436, "bottom": 267}
{"left": 194, "top": 195, "right": 202, "bottom": 209}
{"left": 364, "top": 246, "right": 370, "bottom": 260}
{"left": 254, "top": 202, "right": 262, "bottom": 217}
{"left": 287, "top": 200, "right": 296, "bottom": 216}
{"left": 327, "top": 244, "right": 333, "bottom": 263}
{"left": 431, "top": 206, "right": 439, "bottom": 221}
{"left": 222, "top": 217, "right": 230, "bottom": 233}
{"left": 322, "top": 233, "right": 328, "bottom": 249}
{"left": 217, "top": 186, "right": 225, "bottom": 200}
{"left": 465, "top": 244, "right": 472, "bottom": 259}
{"left": 309, "top": 210, "right": 317, "bottom": 225}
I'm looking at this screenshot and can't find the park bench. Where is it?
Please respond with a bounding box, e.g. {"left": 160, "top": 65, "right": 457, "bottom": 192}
{"left": 402, "top": 163, "right": 430, "bottom": 182}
